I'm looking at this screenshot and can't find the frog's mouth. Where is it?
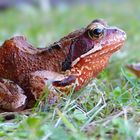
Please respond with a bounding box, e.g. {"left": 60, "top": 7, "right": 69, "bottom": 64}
{"left": 71, "top": 42, "right": 124, "bottom": 67}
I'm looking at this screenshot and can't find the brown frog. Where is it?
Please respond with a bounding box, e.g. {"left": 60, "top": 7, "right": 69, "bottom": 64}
{"left": 0, "top": 19, "right": 126, "bottom": 111}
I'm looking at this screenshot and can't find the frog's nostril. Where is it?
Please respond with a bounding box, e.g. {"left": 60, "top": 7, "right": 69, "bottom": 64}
{"left": 114, "top": 29, "right": 118, "bottom": 32}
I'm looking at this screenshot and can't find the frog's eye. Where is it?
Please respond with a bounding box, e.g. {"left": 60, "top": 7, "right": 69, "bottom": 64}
{"left": 88, "top": 25, "right": 104, "bottom": 39}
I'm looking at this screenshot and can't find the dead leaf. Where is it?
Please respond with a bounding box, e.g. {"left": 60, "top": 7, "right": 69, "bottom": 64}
{"left": 126, "top": 63, "right": 140, "bottom": 78}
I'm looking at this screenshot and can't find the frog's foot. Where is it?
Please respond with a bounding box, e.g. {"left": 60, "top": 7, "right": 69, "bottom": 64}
{"left": 0, "top": 78, "right": 27, "bottom": 111}
{"left": 29, "top": 70, "right": 76, "bottom": 104}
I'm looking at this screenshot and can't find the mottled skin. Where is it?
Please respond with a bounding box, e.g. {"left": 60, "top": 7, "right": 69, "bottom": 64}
{"left": 0, "top": 19, "right": 126, "bottom": 111}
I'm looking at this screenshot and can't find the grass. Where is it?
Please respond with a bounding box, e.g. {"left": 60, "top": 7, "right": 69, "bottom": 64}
{"left": 0, "top": 0, "right": 140, "bottom": 139}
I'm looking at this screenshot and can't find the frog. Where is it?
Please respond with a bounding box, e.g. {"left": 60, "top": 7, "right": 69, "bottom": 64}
{"left": 0, "top": 19, "right": 126, "bottom": 111}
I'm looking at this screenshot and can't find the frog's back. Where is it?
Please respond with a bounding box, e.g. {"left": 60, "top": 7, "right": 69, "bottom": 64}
{"left": 0, "top": 36, "right": 67, "bottom": 83}
{"left": 0, "top": 36, "right": 40, "bottom": 81}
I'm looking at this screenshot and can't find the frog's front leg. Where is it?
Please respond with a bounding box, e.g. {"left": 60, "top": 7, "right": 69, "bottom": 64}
{"left": 29, "top": 70, "right": 70, "bottom": 104}
{"left": 0, "top": 78, "right": 27, "bottom": 111}
{"left": 53, "top": 55, "right": 111, "bottom": 91}
{"left": 30, "top": 66, "right": 96, "bottom": 104}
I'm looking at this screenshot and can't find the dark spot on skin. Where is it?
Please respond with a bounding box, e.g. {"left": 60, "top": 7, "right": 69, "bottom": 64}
{"left": 48, "top": 44, "right": 61, "bottom": 52}
{"left": 52, "top": 75, "right": 76, "bottom": 87}
{"left": 62, "top": 54, "right": 72, "bottom": 71}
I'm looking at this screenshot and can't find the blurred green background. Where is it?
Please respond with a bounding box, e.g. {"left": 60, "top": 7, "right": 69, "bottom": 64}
{"left": 0, "top": 0, "right": 140, "bottom": 62}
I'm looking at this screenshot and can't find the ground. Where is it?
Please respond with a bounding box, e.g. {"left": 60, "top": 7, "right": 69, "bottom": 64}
{"left": 0, "top": 0, "right": 140, "bottom": 140}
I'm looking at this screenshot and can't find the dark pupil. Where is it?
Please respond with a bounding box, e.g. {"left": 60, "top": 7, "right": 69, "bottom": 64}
{"left": 90, "top": 28, "right": 103, "bottom": 38}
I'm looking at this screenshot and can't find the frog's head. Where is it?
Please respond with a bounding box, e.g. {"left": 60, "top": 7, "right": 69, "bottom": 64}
{"left": 87, "top": 19, "right": 126, "bottom": 51}
{"left": 62, "top": 19, "right": 126, "bottom": 70}
{"left": 53, "top": 19, "right": 127, "bottom": 90}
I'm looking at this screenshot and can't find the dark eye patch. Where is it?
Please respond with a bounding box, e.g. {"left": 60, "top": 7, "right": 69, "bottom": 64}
{"left": 61, "top": 37, "right": 94, "bottom": 71}
{"left": 62, "top": 54, "right": 72, "bottom": 71}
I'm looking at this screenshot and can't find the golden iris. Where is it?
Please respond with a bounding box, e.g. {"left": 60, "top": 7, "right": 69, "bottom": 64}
{"left": 88, "top": 26, "right": 104, "bottom": 39}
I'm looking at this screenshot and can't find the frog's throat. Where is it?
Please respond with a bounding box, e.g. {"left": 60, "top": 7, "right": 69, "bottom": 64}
{"left": 72, "top": 43, "right": 103, "bottom": 67}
